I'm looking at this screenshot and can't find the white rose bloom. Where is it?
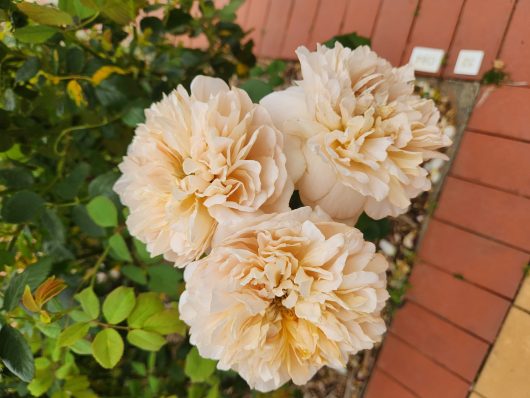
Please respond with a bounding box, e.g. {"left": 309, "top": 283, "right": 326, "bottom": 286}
{"left": 261, "top": 43, "right": 451, "bottom": 224}
{"left": 114, "top": 76, "right": 292, "bottom": 266}
{"left": 179, "top": 207, "right": 389, "bottom": 392}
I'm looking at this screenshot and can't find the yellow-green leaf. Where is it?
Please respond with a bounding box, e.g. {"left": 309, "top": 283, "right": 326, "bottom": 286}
{"left": 22, "top": 285, "right": 40, "bottom": 312}
{"left": 13, "top": 25, "right": 58, "bottom": 44}
{"left": 143, "top": 309, "right": 186, "bottom": 335}
{"left": 74, "top": 287, "right": 100, "bottom": 320}
{"left": 58, "top": 322, "right": 91, "bottom": 347}
{"left": 91, "top": 65, "right": 127, "bottom": 85}
{"left": 102, "top": 286, "right": 135, "bottom": 324}
{"left": 67, "top": 80, "right": 87, "bottom": 107}
{"left": 126, "top": 329, "right": 166, "bottom": 351}
{"left": 91, "top": 329, "right": 123, "bottom": 369}
{"left": 108, "top": 233, "right": 132, "bottom": 262}
{"left": 184, "top": 347, "right": 216, "bottom": 383}
{"left": 86, "top": 195, "right": 117, "bottom": 227}
{"left": 127, "top": 292, "right": 164, "bottom": 329}
{"left": 70, "top": 339, "right": 92, "bottom": 356}
{"left": 17, "top": 3, "right": 73, "bottom": 26}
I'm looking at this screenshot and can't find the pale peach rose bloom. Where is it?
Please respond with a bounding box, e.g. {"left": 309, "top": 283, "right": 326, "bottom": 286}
{"left": 114, "top": 76, "right": 292, "bottom": 266}
{"left": 261, "top": 43, "right": 451, "bottom": 224}
{"left": 179, "top": 207, "right": 389, "bottom": 392}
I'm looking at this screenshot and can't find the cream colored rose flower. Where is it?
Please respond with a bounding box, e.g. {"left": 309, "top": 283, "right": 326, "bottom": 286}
{"left": 114, "top": 76, "right": 292, "bottom": 266}
{"left": 179, "top": 207, "right": 388, "bottom": 392}
{"left": 261, "top": 43, "right": 451, "bottom": 223}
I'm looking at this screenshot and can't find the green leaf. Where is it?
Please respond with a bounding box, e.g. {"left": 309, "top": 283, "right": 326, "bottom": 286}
{"left": 324, "top": 32, "right": 371, "bottom": 49}
{"left": 26, "top": 257, "right": 52, "bottom": 290}
{"left": 40, "top": 208, "right": 65, "bottom": 243}
{"left": 184, "top": 347, "right": 216, "bottom": 383}
{"left": 1, "top": 190, "right": 45, "bottom": 223}
{"left": 219, "top": 0, "right": 244, "bottom": 20}
{"left": 59, "top": 0, "right": 97, "bottom": 19}
{"left": 133, "top": 238, "right": 159, "bottom": 264}
{"left": 101, "top": 0, "right": 135, "bottom": 24}
{"left": 58, "top": 322, "right": 91, "bottom": 347}
{"left": 355, "top": 212, "right": 391, "bottom": 242}
{"left": 165, "top": 8, "right": 192, "bottom": 34}
{"left": 122, "top": 265, "right": 147, "bottom": 285}
{"left": 0, "top": 167, "right": 34, "bottom": 190}
{"left": 108, "top": 233, "right": 132, "bottom": 262}
{"left": 86, "top": 195, "right": 118, "bottom": 227}
{"left": 72, "top": 205, "right": 106, "bottom": 237}
{"left": 3, "top": 271, "right": 28, "bottom": 311}
{"left": 147, "top": 264, "right": 182, "bottom": 296}
{"left": 27, "top": 369, "right": 53, "bottom": 397}
{"left": 70, "top": 339, "right": 92, "bottom": 355}
{"left": 0, "top": 249, "right": 15, "bottom": 267}
{"left": 126, "top": 329, "right": 166, "bottom": 351}
{"left": 127, "top": 292, "right": 164, "bottom": 329}
{"left": 91, "top": 328, "right": 123, "bottom": 369}
{"left": 0, "top": 324, "right": 35, "bottom": 382}
{"left": 15, "top": 57, "right": 40, "bottom": 83}
{"left": 239, "top": 79, "right": 273, "bottom": 102}
{"left": 74, "top": 287, "right": 100, "bottom": 319}
{"left": 36, "top": 322, "right": 61, "bottom": 338}
{"left": 131, "top": 361, "right": 147, "bottom": 376}
{"left": 103, "top": 286, "right": 136, "bottom": 324}
{"left": 54, "top": 162, "right": 90, "bottom": 200}
{"left": 17, "top": 3, "right": 73, "bottom": 26}
{"left": 122, "top": 106, "right": 145, "bottom": 127}
{"left": 143, "top": 309, "right": 186, "bottom": 335}
{"left": 14, "top": 25, "right": 59, "bottom": 43}
{"left": 69, "top": 310, "right": 93, "bottom": 323}
{"left": 88, "top": 171, "right": 119, "bottom": 198}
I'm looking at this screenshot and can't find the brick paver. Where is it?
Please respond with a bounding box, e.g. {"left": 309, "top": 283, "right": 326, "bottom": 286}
{"left": 340, "top": 0, "right": 382, "bottom": 38}
{"left": 499, "top": 0, "right": 530, "bottom": 83}
{"left": 436, "top": 177, "right": 530, "bottom": 252}
{"left": 308, "top": 0, "right": 349, "bottom": 46}
{"left": 452, "top": 131, "right": 530, "bottom": 197}
{"left": 376, "top": 335, "right": 470, "bottom": 398}
{"left": 444, "top": 0, "right": 515, "bottom": 79}
{"left": 259, "top": 0, "right": 293, "bottom": 58}
{"left": 467, "top": 86, "right": 530, "bottom": 142}
{"left": 419, "top": 220, "right": 526, "bottom": 298}
{"left": 401, "top": 0, "right": 464, "bottom": 71}
{"left": 474, "top": 307, "right": 530, "bottom": 398}
{"left": 244, "top": 0, "right": 270, "bottom": 54}
{"left": 407, "top": 263, "right": 511, "bottom": 342}
{"left": 370, "top": 0, "right": 418, "bottom": 65}
{"left": 363, "top": 369, "right": 416, "bottom": 398}
{"left": 390, "top": 302, "right": 490, "bottom": 381}
{"left": 280, "top": 0, "right": 320, "bottom": 58}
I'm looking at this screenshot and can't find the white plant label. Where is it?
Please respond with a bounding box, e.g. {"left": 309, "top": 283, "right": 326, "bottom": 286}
{"left": 409, "top": 47, "right": 445, "bottom": 73}
{"left": 454, "top": 49, "right": 484, "bottom": 75}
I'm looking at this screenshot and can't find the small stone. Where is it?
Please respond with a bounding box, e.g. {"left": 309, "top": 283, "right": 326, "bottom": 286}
{"left": 403, "top": 231, "right": 416, "bottom": 249}
{"left": 379, "top": 239, "right": 396, "bottom": 257}
{"left": 444, "top": 125, "right": 456, "bottom": 139}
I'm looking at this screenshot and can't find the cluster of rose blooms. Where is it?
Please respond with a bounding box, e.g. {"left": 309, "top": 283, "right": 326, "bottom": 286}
{"left": 114, "top": 43, "right": 451, "bottom": 392}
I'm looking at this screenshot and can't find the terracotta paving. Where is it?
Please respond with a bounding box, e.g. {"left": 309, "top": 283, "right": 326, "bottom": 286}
{"left": 235, "top": 0, "right": 530, "bottom": 396}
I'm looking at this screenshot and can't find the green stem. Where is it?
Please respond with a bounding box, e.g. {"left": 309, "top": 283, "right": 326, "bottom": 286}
{"left": 89, "top": 246, "right": 110, "bottom": 288}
